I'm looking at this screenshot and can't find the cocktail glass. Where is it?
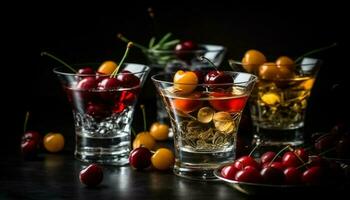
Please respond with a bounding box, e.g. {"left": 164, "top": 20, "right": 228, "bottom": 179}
{"left": 152, "top": 71, "right": 257, "bottom": 180}
{"left": 144, "top": 44, "right": 227, "bottom": 123}
{"left": 248, "top": 58, "right": 321, "bottom": 147}
{"left": 54, "top": 63, "right": 150, "bottom": 165}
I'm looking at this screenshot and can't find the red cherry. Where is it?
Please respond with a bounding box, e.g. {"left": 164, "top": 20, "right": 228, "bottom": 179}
{"left": 294, "top": 148, "right": 309, "bottom": 163}
{"left": 193, "top": 70, "right": 205, "bottom": 84}
{"left": 116, "top": 70, "right": 140, "bottom": 88}
{"left": 260, "top": 151, "right": 278, "bottom": 164}
{"left": 260, "top": 166, "right": 285, "bottom": 185}
{"left": 302, "top": 166, "right": 323, "bottom": 185}
{"left": 264, "top": 162, "right": 284, "bottom": 171}
{"left": 221, "top": 165, "right": 239, "bottom": 180}
{"left": 78, "top": 67, "right": 95, "bottom": 75}
{"left": 204, "top": 71, "right": 233, "bottom": 86}
{"left": 284, "top": 167, "right": 302, "bottom": 185}
{"left": 175, "top": 40, "right": 198, "bottom": 61}
{"left": 119, "top": 91, "right": 137, "bottom": 105}
{"left": 209, "top": 92, "right": 248, "bottom": 112}
{"left": 21, "top": 131, "right": 41, "bottom": 157}
{"left": 77, "top": 77, "right": 97, "bottom": 90}
{"left": 129, "top": 147, "right": 152, "bottom": 170}
{"left": 86, "top": 103, "right": 111, "bottom": 119}
{"left": 175, "top": 40, "right": 198, "bottom": 51}
{"left": 282, "top": 151, "right": 303, "bottom": 168}
{"left": 314, "top": 133, "right": 338, "bottom": 152}
{"left": 235, "top": 166, "right": 262, "bottom": 183}
{"left": 97, "top": 78, "right": 119, "bottom": 90}
{"left": 113, "top": 102, "right": 126, "bottom": 114}
{"left": 233, "top": 156, "right": 260, "bottom": 170}
{"left": 79, "top": 164, "right": 103, "bottom": 187}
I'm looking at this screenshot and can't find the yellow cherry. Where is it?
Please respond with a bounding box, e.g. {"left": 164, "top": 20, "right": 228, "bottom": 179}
{"left": 173, "top": 70, "right": 198, "bottom": 95}
{"left": 276, "top": 56, "right": 295, "bottom": 72}
{"left": 98, "top": 61, "right": 118, "bottom": 75}
{"left": 242, "top": 50, "right": 266, "bottom": 73}
{"left": 151, "top": 148, "right": 175, "bottom": 170}
{"left": 133, "top": 132, "right": 156, "bottom": 150}
{"left": 150, "top": 122, "right": 169, "bottom": 141}
{"left": 43, "top": 132, "right": 65, "bottom": 153}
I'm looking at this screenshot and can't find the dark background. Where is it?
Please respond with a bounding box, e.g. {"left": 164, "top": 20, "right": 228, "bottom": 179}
{"left": 4, "top": 1, "right": 348, "bottom": 154}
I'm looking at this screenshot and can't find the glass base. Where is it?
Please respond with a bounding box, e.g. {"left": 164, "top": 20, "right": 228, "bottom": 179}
{"left": 252, "top": 126, "right": 304, "bottom": 147}
{"left": 75, "top": 131, "right": 131, "bottom": 166}
{"left": 173, "top": 148, "right": 235, "bottom": 181}
{"left": 75, "top": 150, "right": 129, "bottom": 166}
{"left": 174, "top": 164, "right": 219, "bottom": 181}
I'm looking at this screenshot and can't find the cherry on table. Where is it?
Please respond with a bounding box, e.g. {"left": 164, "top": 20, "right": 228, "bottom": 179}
{"left": 21, "top": 131, "right": 41, "bottom": 158}
{"left": 79, "top": 164, "right": 103, "bottom": 187}
{"left": 129, "top": 147, "right": 152, "bottom": 170}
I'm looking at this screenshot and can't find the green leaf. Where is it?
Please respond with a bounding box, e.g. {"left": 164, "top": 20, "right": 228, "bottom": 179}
{"left": 149, "top": 37, "right": 156, "bottom": 48}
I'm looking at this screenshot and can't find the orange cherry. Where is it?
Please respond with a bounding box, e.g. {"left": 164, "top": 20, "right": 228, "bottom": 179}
{"left": 173, "top": 70, "right": 198, "bottom": 95}
{"left": 258, "top": 62, "right": 279, "bottom": 80}
{"left": 276, "top": 56, "right": 295, "bottom": 72}
{"left": 242, "top": 50, "right": 266, "bottom": 73}
{"left": 98, "top": 61, "right": 118, "bottom": 75}
{"left": 172, "top": 92, "right": 202, "bottom": 113}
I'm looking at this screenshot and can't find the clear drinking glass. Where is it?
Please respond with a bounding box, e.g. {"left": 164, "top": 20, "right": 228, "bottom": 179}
{"left": 249, "top": 58, "right": 321, "bottom": 147}
{"left": 54, "top": 63, "right": 150, "bottom": 165}
{"left": 152, "top": 71, "right": 257, "bottom": 180}
{"left": 144, "top": 44, "right": 227, "bottom": 123}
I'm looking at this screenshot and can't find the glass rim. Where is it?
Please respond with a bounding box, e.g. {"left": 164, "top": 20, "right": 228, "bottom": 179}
{"left": 151, "top": 71, "right": 258, "bottom": 86}
{"left": 144, "top": 44, "right": 227, "bottom": 54}
{"left": 53, "top": 63, "right": 150, "bottom": 77}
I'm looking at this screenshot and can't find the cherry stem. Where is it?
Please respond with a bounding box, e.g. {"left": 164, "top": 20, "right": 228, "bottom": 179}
{"left": 131, "top": 127, "right": 137, "bottom": 137}
{"left": 268, "top": 145, "right": 290, "bottom": 166}
{"left": 288, "top": 146, "right": 308, "bottom": 168}
{"left": 248, "top": 144, "right": 260, "bottom": 157}
{"left": 228, "top": 59, "right": 243, "bottom": 66}
{"left": 140, "top": 104, "right": 147, "bottom": 131}
{"left": 199, "top": 56, "right": 219, "bottom": 71}
{"left": 111, "top": 42, "right": 133, "bottom": 78}
{"left": 23, "top": 112, "right": 30, "bottom": 134}
{"left": 296, "top": 147, "right": 336, "bottom": 170}
{"left": 294, "top": 43, "right": 337, "bottom": 64}
{"left": 117, "top": 33, "right": 148, "bottom": 51}
{"left": 41, "top": 52, "right": 77, "bottom": 73}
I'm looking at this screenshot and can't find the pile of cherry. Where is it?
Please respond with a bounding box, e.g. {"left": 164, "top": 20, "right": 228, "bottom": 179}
{"left": 44, "top": 42, "right": 141, "bottom": 119}
{"left": 221, "top": 146, "right": 348, "bottom": 186}
{"left": 67, "top": 62, "right": 140, "bottom": 119}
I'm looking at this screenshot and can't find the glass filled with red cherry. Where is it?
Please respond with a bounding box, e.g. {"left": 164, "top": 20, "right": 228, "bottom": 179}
{"left": 54, "top": 63, "right": 150, "bottom": 165}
